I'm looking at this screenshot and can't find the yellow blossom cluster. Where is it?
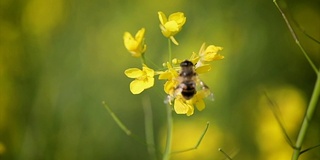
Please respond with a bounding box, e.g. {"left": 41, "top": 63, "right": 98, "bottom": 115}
{"left": 158, "top": 44, "right": 224, "bottom": 116}
{"left": 122, "top": 11, "right": 224, "bottom": 116}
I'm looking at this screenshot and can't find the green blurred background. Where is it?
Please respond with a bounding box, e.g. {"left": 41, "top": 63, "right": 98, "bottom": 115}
{"left": 1, "top": 0, "right": 319, "bottom": 159}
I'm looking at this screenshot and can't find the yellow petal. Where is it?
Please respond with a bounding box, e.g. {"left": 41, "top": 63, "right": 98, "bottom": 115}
{"left": 195, "top": 99, "right": 205, "bottom": 111}
{"left": 142, "top": 65, "right": 154, "bottom": 77}
{"left": 189, "top": 52, "right": 200, "bottom": 64}
{"left": 186, "top": 106, "right": 194, "bottom": 116}
{"left": 159, "top": 71, "right": 172, "bottom": 80}
{"left": 130, "top": 80, "right": 145, "bottom": 94}
{"left": 168, "top": 12, "right": 186, "bottom": 27}
{"left": 124, "top": 68, "right": 143, "bottom": 78}
{"left": 123, "top": 32, "right": 133, "bottom": 40}
{"left": 164, "top": 21, "right": 179, "bottom": 32}
{"left": 123, "top": 29, "right": 146, "bottom": 57}
{"left": 196, "top": 64, "right": 211, "bottom": 74}
{"left": 174, "top": 98, "right": 189, "bottom": 114}
{"left": 158, "top": 11, "right": 167, "bottom": 25}
{"left": 159, "top": 63, "right": 178, "bottom": 79}
{"left": 201, "top": 45, "right": 224, "bottom": 61}
{"left": 144, "top": 77, "right": 154, "bottom": 89}
{"left": 123, "top": 32, "right": 138, "bottom": 51}
{"left": 135, "top": 28, "right": 145, "bottom": 42}
{"left": 159, "top": 24, "right": 171, "bottom": 37}
{"left": 205, "top": 45, "right": 223, "bottom": 53}
{"left": 170, "top": 36, "right": 179, "bottom": 45}
{"left": 164, "top": 80, "right": 176, "bottom": 95}
{"left": 198, "top": 43, "right": 206, "bottom": 55}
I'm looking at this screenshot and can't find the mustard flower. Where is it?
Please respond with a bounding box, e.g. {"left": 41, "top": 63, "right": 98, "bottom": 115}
{"left": 198, "top": 43, "right": 224, "bottom": 62}
{"left": 174, "top": 90, "right": 210, "bottom": 116}
{"left": 123, "top": 28, "right": 147, "bottom": 57}
{"left": 192, "top": 43, "right": 224, "bottom": 71}
{"left": 172, "top": 53, "right": 212, "bottom": 75}
{"left": 159, "top": 61, "right": 213, "bottom": 116}
{"left": 174, "top": 95, "right": 194, "bottom": 116}
{"left": 124, "top": 64, "right": 154, "bottom": 94}
{"left": 158, "top": 11, "right": 186, "bottom": 45}
{"left": 158, "top": 62, "right": 179, "bottom": 96}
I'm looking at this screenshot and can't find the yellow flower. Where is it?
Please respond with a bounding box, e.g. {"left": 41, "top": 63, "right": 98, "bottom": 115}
{"left": 124, "top": 64, "right": 154, "bottom": 94}
{"left": 174, "top": 95, "right": 194, "bottom": 116}
{"left": 174, "top": 90, "right": 210, "bottom": 116}
{"left": 193, "top": 43, "right": 224, "bottom": 72}
{"left": 158, "top": 62, "right": 179, "bottom": 96}
{"left": 158, "top": 61, "right": 213, "bottom": 116}
{"left": 172, "top": 53, "right": 211, "bottom": 75}
{"left": 123, "top": 28, "right": 147, "bottom": 57}
{"left": 158, "top": 11, "right": 186, "bottom": 45}
{"left": 198, "top": 43, "right": 224, "bottom": 62}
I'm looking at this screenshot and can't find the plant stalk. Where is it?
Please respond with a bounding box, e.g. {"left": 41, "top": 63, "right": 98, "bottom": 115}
{"left": 292, "top": 71, "right": 320, "bottom": 160}
{"left": 168, "top": 39, "right": 172, "bottom": 64}
{"left": 273, "top": 0, "right": 318, "bottom": 74}
{"left": 163, "top": 104, "right": 173, "bottom": 160}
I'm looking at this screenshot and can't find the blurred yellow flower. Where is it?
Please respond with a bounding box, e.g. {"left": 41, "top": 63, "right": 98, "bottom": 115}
{"left": 124, "top": 64, "right": 154, "bottom": 94}
{"left": 193, "top": 43, "right": 224, "bottom": 71}
{"left": 198, "top": 43, "right": 224, "bottom": 62}
{"left": 123, "top": 28, "right": 147, "bottom": 57}
{"left": 158, "top": 11, "right": 186, "bottom": 45}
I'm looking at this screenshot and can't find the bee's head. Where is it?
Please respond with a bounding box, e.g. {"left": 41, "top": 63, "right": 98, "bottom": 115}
{"left": 180, "top": 60, "right": 194, "bottom": 67}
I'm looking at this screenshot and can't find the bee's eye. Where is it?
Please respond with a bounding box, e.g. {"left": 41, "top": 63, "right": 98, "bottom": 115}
{"left": 180, "top": 60, "right": 193, "bottom": 67}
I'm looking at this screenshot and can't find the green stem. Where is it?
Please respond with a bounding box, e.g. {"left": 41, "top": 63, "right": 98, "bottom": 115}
{"left": 163, "top": 104, "right": 173, "bottom": 160}
{"left": 102, "top": 101, "right": 131, "bottom": 135}
{"left": 103, "top": 101, "right": 146, "bottom": 145}
{"left": 141, "top": 53, "right": 146, "bottom": 65}
{"left": 292, "top": 71, "right": 320, "bottom": 160}
{"left": 218, "top": 148, "right": 233, "bottom": 160}
{"left": 168, "top": 39, "right": 172, "bottom": 64}
{"left": 142, "top": 96, "right": 156, "bottom": 160}
{"left": 171, "top": 122, "right": 210, "bottom": 154}
{"left": 273, "top": 0, "right": 318, "bottom": 74}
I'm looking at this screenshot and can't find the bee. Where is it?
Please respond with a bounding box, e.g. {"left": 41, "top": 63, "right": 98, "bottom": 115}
{"left": 175, "top": 60, "right": 212, "bottom": 100}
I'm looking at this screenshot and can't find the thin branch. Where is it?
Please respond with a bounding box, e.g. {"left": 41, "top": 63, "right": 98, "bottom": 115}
{"left": 162, "top": 104, "right": 173, "bottom": 160}
{"left": 171, "top": 122, "right": 210, "bottom": 154}
{"left": 291, "top": 17, "right": 320, "bottom": 44}
{"left": 300, "top": 144, "right": 320, "bottom": 155}
{"left": 142, "top": 96, "right": 157, "bottom": 160}
{"left": 168, "top": 38, "right": 172, "bottom": 64}
{"left": 218, "top": 148, "right": 233, "bottom": 160}
{"left": 103, "top": 101, "right": 131, "bottom": 135}
{"left": 273, "top": 0, "right": 318, "bottom": 74}
{"left": 102, "top": 101, "right": 146, "bottom": 145}
{"left": 264, "top": 92, "right": 297, "bottom": 149}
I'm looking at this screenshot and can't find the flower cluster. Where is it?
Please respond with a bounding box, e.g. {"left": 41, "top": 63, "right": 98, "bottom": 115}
{"left": 158, "top": 44, "right": 224, "bottom": 116}
{"left": 123, "top": 11, "right": 224, "bottom": 116}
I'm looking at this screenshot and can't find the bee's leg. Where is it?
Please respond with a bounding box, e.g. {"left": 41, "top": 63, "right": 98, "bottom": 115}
{"left": 174, "top": 85, "right": 184, "bottom": 97}
{"left": 199, "top": 81, "right": 209, "bottom": 89}
{"left": 164, "top": 95, "right": 174, "bottom": 105}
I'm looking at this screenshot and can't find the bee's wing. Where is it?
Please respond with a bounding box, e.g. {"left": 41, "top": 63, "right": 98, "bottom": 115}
{"left": 197, "top": 78, "right": 215, "bottom": 101}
